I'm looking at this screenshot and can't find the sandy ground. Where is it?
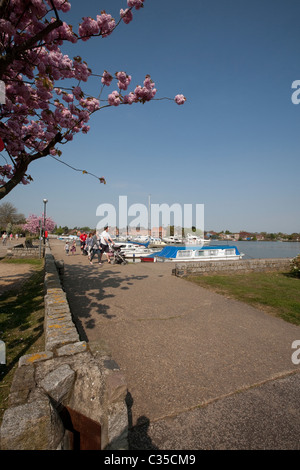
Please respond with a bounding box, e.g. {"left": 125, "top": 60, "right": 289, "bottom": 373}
{"left": 0, "top": 241, "right": 37, "bottom": 295}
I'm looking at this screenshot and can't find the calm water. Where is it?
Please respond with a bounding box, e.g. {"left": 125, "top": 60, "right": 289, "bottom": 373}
{"left": 210, "top": 240, "right": 300, "bottom": 260}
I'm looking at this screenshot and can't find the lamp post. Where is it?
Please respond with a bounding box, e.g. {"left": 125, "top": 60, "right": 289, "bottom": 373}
{"left": 43, "top": 198, "right": 48, "bottom": 245}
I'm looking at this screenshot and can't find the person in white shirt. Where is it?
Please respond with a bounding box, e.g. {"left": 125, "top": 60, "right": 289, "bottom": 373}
{"left": 100, "top": 226, "right": 115, "bottom": 264}
{"left": 2, "top": 232, "right": 7, "bottom": 245}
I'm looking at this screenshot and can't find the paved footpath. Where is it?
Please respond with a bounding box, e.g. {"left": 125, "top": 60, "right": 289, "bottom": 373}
{"left": 50, "top": 239, "right": 300, "bottom": 450}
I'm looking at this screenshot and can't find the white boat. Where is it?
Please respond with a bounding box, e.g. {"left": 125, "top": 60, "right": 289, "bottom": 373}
{"left": 141, "top": 245, "right": 244, "bottom": 263}
{"left": 114, "top": 240, "right": 157, "bottom": 260}
{"left": 148, "top": 237, "right": 166, "bottom": 248}
{"left": 132, "top": 235, "right": 150, "bottom": 243}
{"left": 162, "top": 235, "right": 183, "bottom": 244}
{"left": 114, "top": 235, "right": 129, "bottom": 242}
{"left": 57, "top": 235, "right": 80, "bottom": 241}
{"left": 184, "top": 233, "right": 210, "bottom": 245}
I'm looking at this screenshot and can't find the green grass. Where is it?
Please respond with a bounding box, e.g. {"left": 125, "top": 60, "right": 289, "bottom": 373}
{"left": 0, "top": 259, "right": 45, "bottom": 425}
{"left": 0, "top": 258, "right": 43, "bottom": 266}
{"left": 186, "top": 271, "right": 300, "bottom": 326}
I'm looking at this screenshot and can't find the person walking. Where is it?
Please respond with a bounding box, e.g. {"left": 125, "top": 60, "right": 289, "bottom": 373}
{"left": 99, "top": 225, "right": 115, "bottom": 264}
{"left": 80, "top": 232, "right": 87, "bottom": 253}
{"left": 90, "top": 232, "right": 102, "bottom": 265}
{"left": 65, "top": 241, "right": 70, "bottom": 256}
{"left": 2, "top": 232, "right": 7, "bottom": 245}
{"left": 70, "top": 240, "right": 76, "bottom": 255}
{"left": 85, "top": 232, "right": 94, "bottom": 260}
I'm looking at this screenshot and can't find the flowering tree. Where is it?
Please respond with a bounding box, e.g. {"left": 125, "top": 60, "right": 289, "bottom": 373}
{"left": 291, "top": 255, "right": 300, "bottom": 278}
{"left": 0, "top": 0, "right": 186, "bottom": 200}
{"left": 23, "top": 213, "right": 56, "bottom": 234}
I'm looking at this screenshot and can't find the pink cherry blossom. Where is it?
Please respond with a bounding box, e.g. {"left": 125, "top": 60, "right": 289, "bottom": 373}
{"left": 174, "top": 94, "right": 186, "bottom": 105}
{"left": 120, "top": 8, "right": 133, "bottom": 24}
{"left": 127, "top": 0, "right": 145, "bottom": 10}
{"left": 72, "top": 86, "right": 83, "bottom": 99}
{"left": 133, "top": 75, "right": 157, "bottom": 102}
{"left": 101, "top": 70, "right": 113, "bottom": 86}
{"left": 108, "top": 91, "right": 121, "bottom": 106}
{"left": 62, "top": 93, "right": 74, "bottom": 103}
{"left": 23, "top": 213, "right": 56, "bottom": 234}
{"left": 116, "top": 71, "right": 131, "bottom": 90}
{"left": 97, "top": 12, "right": 116, "bottom": 37}
{"left": 123, "top": 93, "right": 137, "bottom": 104}
{"left": 78, "top": 17, "right": 100, "bottom": 40}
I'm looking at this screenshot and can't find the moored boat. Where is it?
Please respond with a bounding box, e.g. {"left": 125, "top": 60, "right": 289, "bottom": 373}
{"left": 162, "top": 235, "right": 183, "bottom": 244}
{"left": 148, "top": 237, "right": 167, "bottom": 248}
{"left": 140, "top": 245, "right": 244, "bottom": 262}
{"left": 114, "top": 240, "right": 157, "bottom": 260}
{"left": 184, "top": 233, "right": 210, "bottom": 245}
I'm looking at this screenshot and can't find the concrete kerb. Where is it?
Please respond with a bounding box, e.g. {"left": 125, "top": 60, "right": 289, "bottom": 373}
{"left": 0, "top": 247, "right": 128, "bottom": 451}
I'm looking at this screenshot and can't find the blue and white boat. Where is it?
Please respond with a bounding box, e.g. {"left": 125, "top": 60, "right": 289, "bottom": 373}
{"left": 140, "top": 245, "right": 244, "bottom": 263}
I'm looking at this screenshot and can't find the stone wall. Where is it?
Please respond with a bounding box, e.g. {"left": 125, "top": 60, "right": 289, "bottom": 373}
{"left": 0, "top": 248, "right": 128, "bottom": 450}
{"left": 173, "top": 257, "right": 293, "bottom": 277}
{"left": 6, "top": 244, "right": 43, "bottom": 259}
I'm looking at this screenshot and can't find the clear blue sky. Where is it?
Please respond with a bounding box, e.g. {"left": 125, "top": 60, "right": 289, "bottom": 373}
{"left": 5, "top": 0, "right": 300, "bottom": 233}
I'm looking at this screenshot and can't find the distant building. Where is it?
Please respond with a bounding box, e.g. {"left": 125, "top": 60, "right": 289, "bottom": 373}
{"left": 206, "top": 231, "right": 218, "bottom": 239}
{"left": 255, "top": 234, "right": 265, "bottom": 241}
{"left": 239, "top": 232, "right": 253, "bottom": 240}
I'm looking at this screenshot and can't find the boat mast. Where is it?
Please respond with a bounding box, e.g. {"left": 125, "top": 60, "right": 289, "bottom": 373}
{"left": 148, "top": 194, "right": 151, "bottom": 237}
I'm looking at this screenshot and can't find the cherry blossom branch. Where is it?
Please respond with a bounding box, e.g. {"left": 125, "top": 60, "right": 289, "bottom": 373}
{"left": 77, "top": 5, "right": 135, "bottom": 42}
{"left": 49, "top": 155, "right": 106, "bottom": 184}
{"left": 0, "top": 154, "right": 31, "bottom": 199}
{"left": 48, "top": 0, "right": 60, "bottom": 22}
{"left": 0, "top": 19, "right": 63, "bottom": 78}
{"left": 0, "top": 0, "right": 186, "bottom": 200}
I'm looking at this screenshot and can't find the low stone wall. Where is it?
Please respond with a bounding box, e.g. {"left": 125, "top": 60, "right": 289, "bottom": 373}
{"left": 173, "top": 257, "right": 293, "bottom": 277}
{"left": 6, "top": 244, "right": 43, "bottom": 259}
{"left": 0, "top": 248, "right": 128, "bottom": 450}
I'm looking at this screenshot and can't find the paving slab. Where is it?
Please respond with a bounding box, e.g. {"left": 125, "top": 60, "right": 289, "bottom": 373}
{"left": 50, "top": 239, "right": 300, "bottom": 450}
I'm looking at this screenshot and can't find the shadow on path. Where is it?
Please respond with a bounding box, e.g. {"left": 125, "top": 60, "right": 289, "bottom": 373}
{"left": 61, "top": 261, "right": 148, "bottom": 342}
{"left": 126, "top": 392, "right": 159, "bottom": 450}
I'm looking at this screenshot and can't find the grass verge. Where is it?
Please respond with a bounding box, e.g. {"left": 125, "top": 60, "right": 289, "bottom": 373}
{"left": 185, "top": 271, "right": 300, "bottom": 326}
{"left": 0, "top": 259, "right": 45, "bottom": 426}
{"left": 0, "top": 258, "right": 43, "bottom": 266}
